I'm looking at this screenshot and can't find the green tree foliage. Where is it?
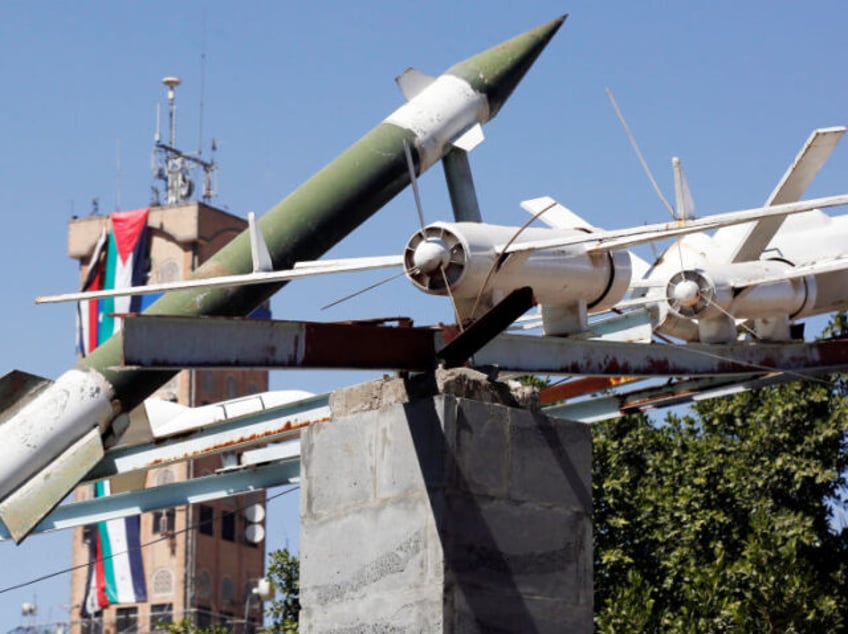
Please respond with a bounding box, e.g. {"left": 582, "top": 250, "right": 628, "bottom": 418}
{"left": 594, "top": 373, "right": 848, "bottom": 632}
{"left": 517, "top": 374, "right": 552, "bottom": 391}
{"left": 162, "top": 619, "right": 228, "bottom": 634}
{"left": 264, "top": 548, "right": 300, "bottom": 633}
{"left": 161, "top": 548, "right": 300, "bottom": 634}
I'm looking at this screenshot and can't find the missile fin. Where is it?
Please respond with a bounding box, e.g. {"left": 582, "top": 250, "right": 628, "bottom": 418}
{"left": 520, "top": 196, "right": 597, "bottom": 231}
{"left": 395, "top": 67, "right": 436, "bottom": 100}
{"left": 0, "top": 370, "right": 52, "bottom": 425}
{"left": 248, "top": 212, "right": 273, "bottom": 273}
{"left": 0, "top": 426, "right": 103, "bottom": 543}
{"left": 725, "top": 126, "right": 846, "bottom": 263}
{"left": 451, "top": 123, "right": 485, "bottom": 152}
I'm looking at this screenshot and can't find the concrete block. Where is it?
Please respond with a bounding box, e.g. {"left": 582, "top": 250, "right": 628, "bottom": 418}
{"left": 303, "top": 384, "right": 592, "bottom": 633}
{"left": 509, "top": 409, "right": 592, "bottom": 513}
{"left": 301, "top": 410, "right": 377, "bottom": 519}
{"left": 376, "top": 400, "right": 450, "bottom": 500}
{"left": 329, "top": 368, "right": 537, "bottom": 420}
{"left": 443, "top": 495, "right": 591, "bottom": 603}
{"left": 453, "top": 399, "right": 510, "bottom": 498}
{"left": 302, "top": 592, "right": 444, "bottom": 633}
{"left": 329, "top": 375, "right": 416, "bottom": 417}
{"left": 301, "top": 497, "right": 440, "bottom": 606}
{"left": 452, "top": 590, "right": 593, "bottom": 634}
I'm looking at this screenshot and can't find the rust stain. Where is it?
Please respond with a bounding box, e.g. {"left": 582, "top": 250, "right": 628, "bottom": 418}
{"left": 540, "top": 375, "right": 639, "bottom": 404}
{"left": 146, "top": 415, "right": 331, "bottom": 467}
{"left": 623, "top": 388, "right": 700, "bottom": 410}
{"left": 441, "top": 324, "right": 461, "bottom": 345}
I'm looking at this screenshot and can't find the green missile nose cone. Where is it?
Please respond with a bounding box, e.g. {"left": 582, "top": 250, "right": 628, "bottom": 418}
{"left": 447, "top": 14, "right": 567, "bottom": 120}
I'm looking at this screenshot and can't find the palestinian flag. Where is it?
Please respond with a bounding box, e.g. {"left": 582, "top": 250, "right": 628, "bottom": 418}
{"left": 98, "top": 208, "right": 151, "bottom": 344}
{"left": 80, "top": 525, "right": 107, "bottom": 617}
{"left": 88, "top": 481, "right": 148, "bottom": 606}
{"left": 76, "top": 227, "right": 108, "bottom": 357}
{"left": 76, "top": 208, "right": 151, "bottom": 354}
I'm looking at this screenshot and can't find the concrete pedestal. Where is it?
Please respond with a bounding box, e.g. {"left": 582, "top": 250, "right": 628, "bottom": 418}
{"left": 299, "top": 370, "right": 592, "bottom": 632}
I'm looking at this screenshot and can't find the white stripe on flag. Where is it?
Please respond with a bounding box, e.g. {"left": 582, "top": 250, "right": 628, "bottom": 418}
{"left": 104, "top": 517, "right": 136, "bottom": 603}
{"left": 112, "top": 252, "right": 134, "bottom": 333}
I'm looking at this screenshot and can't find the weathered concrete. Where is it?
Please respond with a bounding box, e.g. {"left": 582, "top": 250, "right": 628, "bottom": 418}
{"left": 300, "top": 369, "right": 592, "bottom": 633}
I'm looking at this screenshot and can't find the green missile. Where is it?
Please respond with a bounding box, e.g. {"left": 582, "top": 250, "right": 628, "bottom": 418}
{"left": 0, "top": 15, "right": 565, "bottom": 542}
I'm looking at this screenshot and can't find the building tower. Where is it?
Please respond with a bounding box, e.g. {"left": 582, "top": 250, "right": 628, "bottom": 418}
{"left": 66, "top": 78, "right": 269, "bottom": 634}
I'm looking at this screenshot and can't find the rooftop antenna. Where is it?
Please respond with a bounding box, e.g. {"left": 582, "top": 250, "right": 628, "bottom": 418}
{"left": 198, "top": 10, "right": 207, "bottom": 157}
{"left": 151, "top": 75, "right": 217, "bottom": 207}
{"left": 115, "top": 138, "right": 122, "bottom": 211}
{"left": 163, "top": 76, "right": 180, "bottom": 147}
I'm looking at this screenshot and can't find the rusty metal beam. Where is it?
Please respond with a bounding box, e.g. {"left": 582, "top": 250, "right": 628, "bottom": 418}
{"left": 474, "top": 334, "right": 848, "bottom": 376}
{"left": 85, "top": 392, "right": 330, "bottom": 482}
{"left": 544, "top": 373, "right": 799, "bottom": 423}
{"left": 539, "top": 375, "right": 640, "bottom": 404}
{"left": 0, "top": 458, "right": 299, "bottom": 541}
{"left": 438, "top": 286, "right": 535, "bottom": 367}
{"left": 123, "top": 315, "right": 441, "bottom": 370}
{"left": 123, "top": 315, "right": 848, "bottom": 378}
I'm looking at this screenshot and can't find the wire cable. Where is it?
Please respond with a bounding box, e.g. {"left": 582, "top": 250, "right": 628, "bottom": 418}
{"left": 0, "top": 484, "right": 300, "bottom": 596}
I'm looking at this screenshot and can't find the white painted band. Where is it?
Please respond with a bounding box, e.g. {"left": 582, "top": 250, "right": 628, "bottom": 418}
{"left": 385, "top": 74, "right": 489, "bottom": 171}
{"left": 0, "top": 367, "right": 115, "bottom": 501}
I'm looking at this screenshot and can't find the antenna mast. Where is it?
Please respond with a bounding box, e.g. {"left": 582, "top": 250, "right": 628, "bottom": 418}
{"left": 151, "top": 76, "right": 217, "bottom": 207}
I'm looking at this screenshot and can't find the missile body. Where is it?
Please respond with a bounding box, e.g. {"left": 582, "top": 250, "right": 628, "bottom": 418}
{"left": 0, "top": 16, "right": 565, "bottom": 542}
{"left": 403, "top": 220, "right": 632, "bottom": 326}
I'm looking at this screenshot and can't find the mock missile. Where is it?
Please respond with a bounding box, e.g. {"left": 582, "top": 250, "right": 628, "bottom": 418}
{"left": 400, "top": 187, "right": 848, "bottom": 337}
{"left": 637, "top": 127, "right": 848, "bottom": 344}
{"left": 403, "top": 220, "right": 632, "bottom": 334}
{"left": 0, "top": 16, "right": 565, "bottom": 543}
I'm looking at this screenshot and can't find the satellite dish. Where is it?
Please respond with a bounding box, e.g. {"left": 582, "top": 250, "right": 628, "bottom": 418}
{"left": 245, "top": 523, "right": 265, "bottom": 544}
{"left": 179, "top": 169, "right": 194, "bottom": 199}
{"left": 242, "top": 503, "right": 265, "bottom": 523}
{"left": 254, "top": 578, "right": 275, "bottom": 601}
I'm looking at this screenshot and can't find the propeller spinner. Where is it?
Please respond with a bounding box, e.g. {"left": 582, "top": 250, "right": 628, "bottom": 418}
{"left": 404, "top": 225, "right": 467, "bottom": 292}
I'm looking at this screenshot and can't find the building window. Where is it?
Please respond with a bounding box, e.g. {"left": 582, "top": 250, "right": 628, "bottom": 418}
{"left": 151, "top": 568, "right": 175, "bottom": 597}
{"left": 80, "top": 617, "right": 99, "bottom": 634}
{"left": 115, "top": 606, "right": 138, "bottom": 634}
{"left": 150, "top": 603, "right": 173, "bottom": 631}
{"left": 202, "top": 370, "right": 216, "bottom": 394}
{"left": 221, "top": 576, "right": 235, "bottom": 606}
{"left": 220, "top": 612, "right": 235, "bottom": 629}
{"left": 196, "top": 570, "right": 212, "bottom": 601}
{"left": 196, "top": 609, "right": 213, "bottom": 629}
{"left": 224, "top": 375, "right": 238, "bottom": 399}
{"left": 153, "top": 508, "right": 175, "bottom": 534}
{"left": 155, "top": 468, "right": 176, "bottom": 487}
{"left": 198, "top": 504, "right": 215, "bottom": 536}
{"left": 157, "top": 259, "right": 180, "bottom": 283}
{"left": 221, "top": 510, "right": 236, "bottom": 542}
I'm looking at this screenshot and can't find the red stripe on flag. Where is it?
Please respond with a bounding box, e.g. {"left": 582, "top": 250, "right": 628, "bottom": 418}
{"left": 111, "top": 208, "right": 150, "bottom": 263}
{"left": 87, "top": 266, "right": 102, "bottom": 355}
{"left": 94, "top": 530, "right": 110, "bottom": 609}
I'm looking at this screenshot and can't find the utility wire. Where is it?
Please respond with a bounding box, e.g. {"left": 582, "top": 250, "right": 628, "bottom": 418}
{"left": 0, "top": 485, "right": 300, "bottom": 596}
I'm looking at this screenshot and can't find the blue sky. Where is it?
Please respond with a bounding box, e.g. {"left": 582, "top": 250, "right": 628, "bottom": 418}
{"left": 1, "top": 0, "right": 848, "bottom": 627}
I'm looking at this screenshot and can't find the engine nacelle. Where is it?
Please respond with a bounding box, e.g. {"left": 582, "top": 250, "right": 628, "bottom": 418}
{"left": 666, "top": 260, "right": 815, "bottom": 320}
{"left": 664, "top": 259, "right": 816, "bottom": 342}
{"left": 403, "top": 221, "right": 633, "bottom": 331}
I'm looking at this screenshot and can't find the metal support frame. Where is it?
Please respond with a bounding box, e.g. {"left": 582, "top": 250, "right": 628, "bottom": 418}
{"left": 122, "top": 315, "right": 441, "bottom": 370}
{"left": 17, "top": 314, "right": 848, "bottom": 540}
{"left": 0, "top": 457, "right": 299, "bottom": 540}
{"left": 86, "top": 394, "right": 329, "bottom": 482}
{"left": 0, "top": 391, "right": 327, "bottom": 540}
{"left": 123, "top": 315, "right": 848, "bottom": 378}
{"left": 544, "top": 373, "right": 793, "bottom": 423}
